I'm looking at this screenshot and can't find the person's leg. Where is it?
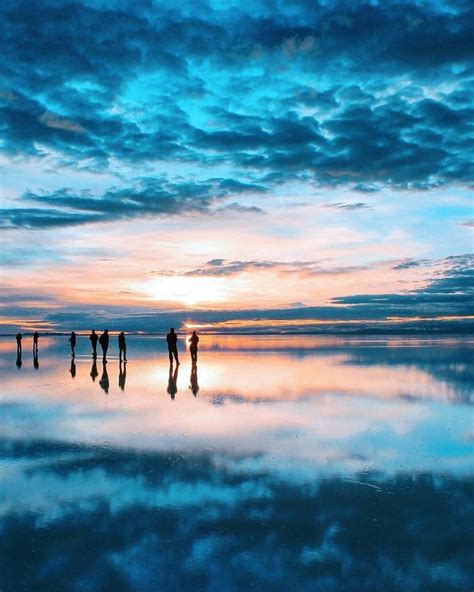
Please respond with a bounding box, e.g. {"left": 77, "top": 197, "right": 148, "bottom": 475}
{"left": 174, "top": 347, "right": 179, "bottom": 364}
{"left": 168, "top": 349, "right": 173, "bottom": 364}
{"left": 124, "top": 348, "right": 127, "bottom": 362}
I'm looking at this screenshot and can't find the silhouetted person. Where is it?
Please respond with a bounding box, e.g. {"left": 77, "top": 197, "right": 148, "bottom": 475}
{"left": 167, "top": 363, "right": 179, "bottom": 400}
{"left": 99, "top": 330, "right": 109, "bottom": 360}
{"left": 33, "top": 350, "right": 39, "bottom": 370}
{"left": 99, "top": 360, "right": 109, "bottom": 394}
{"left": 69, "top": 331, "right": 77, "bottom": 356}
{"left": 16, "top": 351, "right": 22, "bottom": 369}
{"left": 118, "top": 332, "right": 127, "bottom": 362}
{"left": 70, "top": 357, "right": 76, "bottom": 378}
{"left": 189, "top": 362, "right": 199, "bottom": 397}
{"left": 16, "top": 332, "right": 22, "bottom": 356}
{"left": 90, "top": 358, "right": 98, "bottom": 382}
{"left": 166, "top": 327, "right": 180, "bottom": 365}
{"left": 119, "top": 360, "right": 127, "bottom": 391}
{"left": 33, "top": 331, "right": 39, "bottom": 356}
{"left": 89, "top": 330, "right": 98, "bottom": 357}
{"left": 189, "top": 331, "right": 199, "bottom": 363}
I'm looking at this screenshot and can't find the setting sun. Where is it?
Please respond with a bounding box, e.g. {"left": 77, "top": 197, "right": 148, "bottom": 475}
{"left": 139, "top": 276, "right": 230, "bottom": 307}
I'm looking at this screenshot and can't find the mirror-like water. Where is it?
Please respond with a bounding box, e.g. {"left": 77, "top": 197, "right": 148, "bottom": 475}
{"left": 1, "top": 335, "right": 473, "bottom": 591}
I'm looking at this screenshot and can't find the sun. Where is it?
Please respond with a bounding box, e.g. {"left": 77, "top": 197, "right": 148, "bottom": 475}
{"left": 140, "top": 276, "right": 229, "bottom": 307}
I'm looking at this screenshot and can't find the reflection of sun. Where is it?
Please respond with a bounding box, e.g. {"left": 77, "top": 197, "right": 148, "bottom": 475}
{"left": 141, "top": 276, "right": 229, "bottom": 307}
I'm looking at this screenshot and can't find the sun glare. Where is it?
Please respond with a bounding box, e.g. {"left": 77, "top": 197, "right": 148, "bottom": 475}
{"left": 141, "top": 276, "right": 229, "bottom": 307}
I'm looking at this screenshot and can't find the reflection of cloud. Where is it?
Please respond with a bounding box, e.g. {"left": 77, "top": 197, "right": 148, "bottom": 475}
{"left": 0, "top": 438, "right": 472, "bottom": 591}
{"left": 0, "top": 336, "right": 472, "bottom": 477}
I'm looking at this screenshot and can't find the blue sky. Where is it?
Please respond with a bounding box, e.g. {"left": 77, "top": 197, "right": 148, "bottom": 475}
{"left": 0, "top": 0, "right": 473, "bottom": 332}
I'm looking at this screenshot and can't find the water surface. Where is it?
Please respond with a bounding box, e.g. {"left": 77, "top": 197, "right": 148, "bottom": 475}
{"left": 1, "top": 335, "right": 473, "bottom": 591}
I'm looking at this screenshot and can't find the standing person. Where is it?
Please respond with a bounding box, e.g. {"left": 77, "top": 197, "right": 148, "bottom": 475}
{"left": 89, "top": 330, "right": 98, "bottom": 358}
{"left": 33, "top": 331, "right": 39, "bottom": 356}
{"left": 99, "top": 329, "right": 109, "bottom": 360}
{"left": 166, "top": 327, "right": 180, "bottom": 365}
{"left": 68, "top": 331, "right": 77, "bottom": 356}
{"left": 118, "top": 332, "right": 127, "bottom": 362}
{"left": 188, "top": 330, "right": 199, "bottom": 363}
{"left": 16, "top": 332, "right": 22, "bottom": 355}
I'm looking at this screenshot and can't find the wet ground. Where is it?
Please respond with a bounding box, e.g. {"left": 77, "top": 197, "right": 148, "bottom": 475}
{"left": 1, "top": 334, "right": 473, "bottom": 591}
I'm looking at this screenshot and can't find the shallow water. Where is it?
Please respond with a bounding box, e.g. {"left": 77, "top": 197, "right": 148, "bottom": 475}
{"left": 1, "top": 335, "right": 473, "bottom": 591}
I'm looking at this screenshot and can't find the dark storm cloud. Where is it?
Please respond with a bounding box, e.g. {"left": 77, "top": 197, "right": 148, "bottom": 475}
{"left": 1, "top": 0, "right": 473, "bottom": 225}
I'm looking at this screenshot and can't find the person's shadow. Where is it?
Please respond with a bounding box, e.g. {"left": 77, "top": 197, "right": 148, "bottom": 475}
{"left": 33, "top": 351, "right": 39, "bottom": 370}
{"left": 16, "top": 351, "right": 22, "bottom": 369}
{"left": 167, "top": 364, "right": 179, "bottom": 400}
{"left": 119, "top": 361, "right": 127, "bottom": 391}
{"left": 189, "top": 362, "right": 199, "bottom": 397}
{"left": 70, "top": 357, "right": 76, "bottom": 379}
{"left": 90, "top": 359, "right": 98, "bottom": 382}
{"left": 99, "top": 361, "right": 109, "bottom": 394}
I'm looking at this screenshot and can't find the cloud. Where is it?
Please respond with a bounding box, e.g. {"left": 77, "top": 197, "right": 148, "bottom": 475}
{"left": 183, "top": 259, "right": 370, "bottom": 277}
{"left": 0, "top": 177, "right": 267, "bottom": 229}
{"left": 457, "top": 218, "right": 474, "bottom": 228}
{"left": 333, "top": 254, "right": 474, "bottom": 315}
{"left": 0, "top": 437, "right": 473, "bottom": 591}
{"left": 323, "top": 202, "right": 370, "bottom": 211}
{"left": 0, "top": 0, "right": 473, "bottom": 231}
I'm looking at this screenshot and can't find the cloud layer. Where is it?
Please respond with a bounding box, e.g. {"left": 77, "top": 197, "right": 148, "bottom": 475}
{"left": 1, "top": 0, "right": 473, "bottom": 227}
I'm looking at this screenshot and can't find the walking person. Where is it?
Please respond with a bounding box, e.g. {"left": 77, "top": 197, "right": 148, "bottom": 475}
{"left": 33, "top": 331, "right": 39, "bottom": 356}
{"left": 166, "top": 327, "right": 180, "bottom": 365}
{"left": 118, "top": 331, "right": 127, "bottom": 362}
{"left": 99, "top": 329, "right": 109, "bottom": 360}
{"left": 89, "top": 330, "right": 99, "bottom": 358}
{"left": 188, "top": 330, "right": 199, "bottom": 363}
{"left": 68, "top": 331, "right": 77, "bottom": 357}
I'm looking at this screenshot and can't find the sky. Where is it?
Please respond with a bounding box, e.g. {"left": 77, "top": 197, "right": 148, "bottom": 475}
{"left": 0, "top": 0, "right": 473, "bottom": 333}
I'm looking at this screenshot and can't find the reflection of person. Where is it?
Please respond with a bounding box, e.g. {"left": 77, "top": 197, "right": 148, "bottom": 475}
{"left": 70, "top": 357, "right": 76, "bottom": 378}
{"left": 16, "top": 332, "right": 22, "bottom": 356}
{"left": 99, "top": 361, "right": 109, "bottom": 394}
{"left": 16, "top": 351, "right": 22, "bottom": 369}
{"left": 33, "top": 331, "right": 39, "bottom": 356}
{"left": 118, "top": 332, "right": 127, "bottom": 362}
{"left": 166, "top": 327, "right": 180, "bottom": 365}
{"left": 99, "top": 330, "right": 109, "bottom": 360}
{"left": 167, "top": 363, "right": 179, "bottom": 400}
{"left": 189, "top": 362, "right": 199, "bottom": 397}
{"left": 119, "top": 360, "right": 127, "bottom": 391}
{"left": 90, "top": 358, "right": 98, "bottom": 382}
{"left": 188, "top": 331, "right": 199, "bottom": 363}
{"left": 33, "top": 350, "right": 39, "bottom": 370}
{"left": 89, "top": 330, "right": 98, "bottom": 357}
{"left": 69, "top": 331, "right": 77, "bottom": 356}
